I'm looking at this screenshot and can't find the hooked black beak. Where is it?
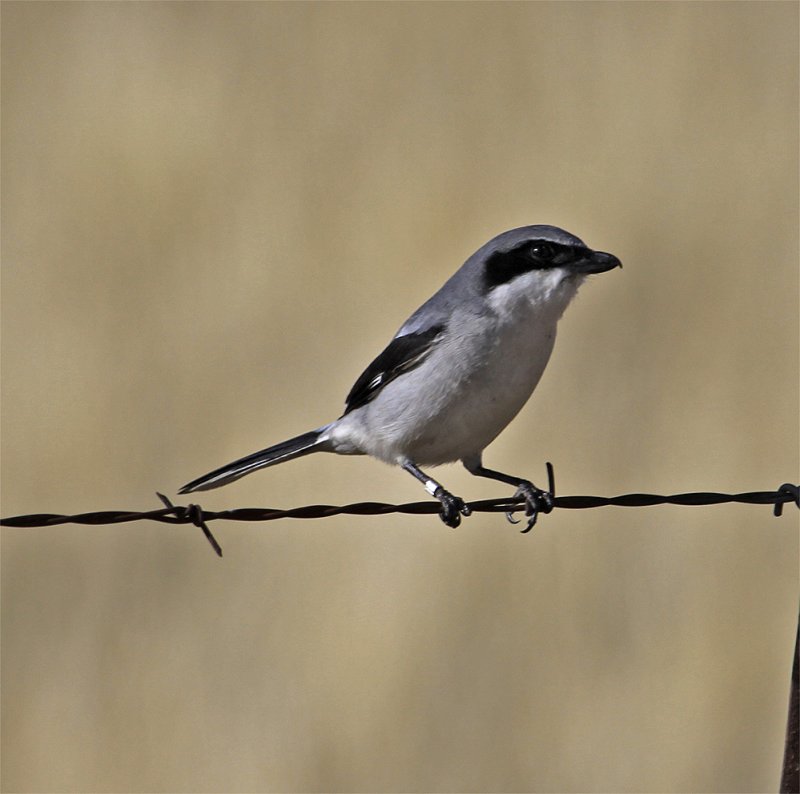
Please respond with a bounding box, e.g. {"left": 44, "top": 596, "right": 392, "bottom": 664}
{"left": 572, "top": 250, "right": 622, "bottom": 275}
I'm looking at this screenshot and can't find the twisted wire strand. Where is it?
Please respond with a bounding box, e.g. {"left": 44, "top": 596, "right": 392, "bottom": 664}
{"left": 2, "top": 486, "right": 796, "bottom": 527}
{"left": 3, "top": 484, "right": 798, "bottom": 524}
{"left": 2, "top": 483, "right": 797, "bottom": 558}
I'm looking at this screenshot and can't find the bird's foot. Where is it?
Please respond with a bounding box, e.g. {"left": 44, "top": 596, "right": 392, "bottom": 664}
{"left": 505, "top": 480, "right": 554, "bottom": 533}
{"left": 434, "top": 487, "right": 471, "bottom": 528}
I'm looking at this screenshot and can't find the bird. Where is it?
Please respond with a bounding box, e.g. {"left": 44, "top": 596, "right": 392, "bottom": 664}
{"left": 179, "top": 225, "right": 621, "bottom": 530}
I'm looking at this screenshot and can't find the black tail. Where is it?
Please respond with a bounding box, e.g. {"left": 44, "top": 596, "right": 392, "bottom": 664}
{"left": 179, "top": 428, "right": 328, "bottom": 493}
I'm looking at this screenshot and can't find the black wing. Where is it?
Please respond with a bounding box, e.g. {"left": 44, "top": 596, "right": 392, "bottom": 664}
{"left": 343, "top": 324, "right": 445, "bottom": 414}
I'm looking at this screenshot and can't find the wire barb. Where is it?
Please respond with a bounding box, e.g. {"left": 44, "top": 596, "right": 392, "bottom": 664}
{"left": 775, "top": 483, "right": 800, "bottom": 518}
{"left": 156, "top": 492, "right": 222, "bottom": 557}
{"left": 2, "top": 479, "right": 797, "bottom": 558}
{"left": 508, "top": 460, "right": 557, "bottom": 534}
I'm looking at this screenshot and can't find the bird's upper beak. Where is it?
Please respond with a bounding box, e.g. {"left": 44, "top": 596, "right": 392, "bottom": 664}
{"left": 572, "top": 250, "right": 622, "bottom": 274}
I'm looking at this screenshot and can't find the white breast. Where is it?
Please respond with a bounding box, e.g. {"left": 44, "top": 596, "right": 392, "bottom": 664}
{"left": 331, "top": 270, "right": 583, "bottom": 465}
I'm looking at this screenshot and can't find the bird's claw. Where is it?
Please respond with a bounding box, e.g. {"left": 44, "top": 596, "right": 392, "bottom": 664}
{"left": 435, "top": 488, "right": 471, "bottom": 528}
{"left": 505, "top": 481, "right": 554, "bottom": 533}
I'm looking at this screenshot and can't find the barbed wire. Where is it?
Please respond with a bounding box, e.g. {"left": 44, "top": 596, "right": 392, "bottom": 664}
{"left": 2, "top": 481, "right": 797, "bottom": 558}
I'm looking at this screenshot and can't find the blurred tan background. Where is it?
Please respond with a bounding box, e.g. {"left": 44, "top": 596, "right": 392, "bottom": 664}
{"left": 2, "top": 2, "right": 798, "bottom": 792}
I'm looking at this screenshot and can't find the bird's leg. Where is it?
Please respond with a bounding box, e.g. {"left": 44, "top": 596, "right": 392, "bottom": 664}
{"left": 402, "top": 461, "right": 471, "bottom": 528}
{"left": 462, "top": 458, "right": 554, "bottom": 532}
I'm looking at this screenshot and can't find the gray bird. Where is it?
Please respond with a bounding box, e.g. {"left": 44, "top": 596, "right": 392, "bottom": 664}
{"left": 180, "top": 225, "right": 620, "bottom": 530}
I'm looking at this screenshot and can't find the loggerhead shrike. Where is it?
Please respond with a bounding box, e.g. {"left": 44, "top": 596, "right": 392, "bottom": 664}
{"left": 180, "top": 225, "right": 620, "bottom": 530}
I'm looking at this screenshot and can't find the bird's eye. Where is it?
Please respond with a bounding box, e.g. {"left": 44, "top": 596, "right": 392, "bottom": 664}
{"left": 529, "top": 242, "right": 555, "bottom": 260}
